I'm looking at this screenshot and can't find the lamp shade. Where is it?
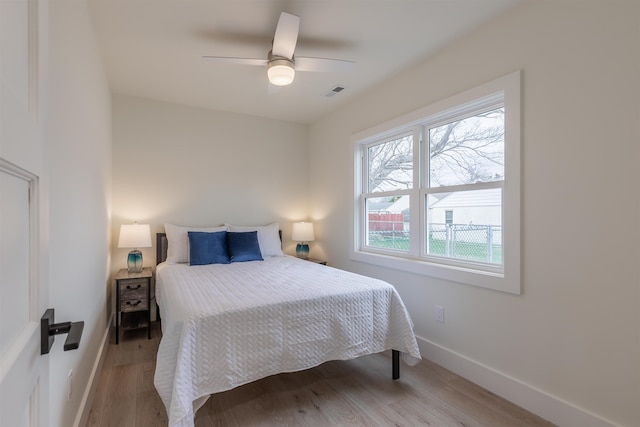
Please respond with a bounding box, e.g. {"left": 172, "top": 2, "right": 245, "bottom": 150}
{"left": 118, "top": 224, "right": 152, "bottom": 248}
{"left": 291, "top": 222, "right": 314, "bottom": 242}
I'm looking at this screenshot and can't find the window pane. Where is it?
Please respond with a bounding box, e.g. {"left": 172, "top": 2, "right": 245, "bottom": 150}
{"left": 367, "top": 135, "right": 413, "bottom": 192}
{"left": 365, "top": 196, "right": 409, "bottom": 251}
{"left": 426, "top": 189, "right": 502, "bottom": 265}
{"left": 429, "top": 107, "right": 504, "bottom": 187}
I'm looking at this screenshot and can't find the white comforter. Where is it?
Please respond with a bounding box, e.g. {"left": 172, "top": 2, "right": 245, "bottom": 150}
{"left": 154, "top": 256, "right": 421, "bottom": 427}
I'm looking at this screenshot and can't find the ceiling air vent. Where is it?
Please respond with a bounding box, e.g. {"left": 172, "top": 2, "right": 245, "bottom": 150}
{"left": 326, "top": 85, "right": 346, "bottom": 97}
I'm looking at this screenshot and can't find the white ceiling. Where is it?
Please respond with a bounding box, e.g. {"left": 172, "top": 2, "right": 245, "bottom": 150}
{"left": 88, "top": 0, "right": 521, "bottom": 124}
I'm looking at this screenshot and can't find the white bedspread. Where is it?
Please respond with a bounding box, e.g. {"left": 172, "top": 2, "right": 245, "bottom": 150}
{"left": 154, "top": 256, "right": 421, "bottom": 427}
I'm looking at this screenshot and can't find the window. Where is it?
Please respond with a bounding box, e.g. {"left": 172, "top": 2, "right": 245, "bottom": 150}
{"left": 352, "top": 72, "right": 520, "bottom": 293}
{"left": 365, "top": 133, "right": 414, "bottom": 253}
{"left": 444, "top": 210, "right": 453, "bottom": 225}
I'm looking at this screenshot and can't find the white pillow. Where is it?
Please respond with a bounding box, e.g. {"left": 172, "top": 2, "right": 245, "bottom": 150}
{"left": 164, "top": 223, "right": 228, "bottom": 264}
{"left": 226, "top": 222, "right": 283, "bottom": 257}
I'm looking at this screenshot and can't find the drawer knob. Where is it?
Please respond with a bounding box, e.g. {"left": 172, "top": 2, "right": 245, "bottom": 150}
{"left": 126, "top": 300, "right": 142, "bottom": 306}
{"left": 126, "top": 284, "right": 141, "bottom": 290}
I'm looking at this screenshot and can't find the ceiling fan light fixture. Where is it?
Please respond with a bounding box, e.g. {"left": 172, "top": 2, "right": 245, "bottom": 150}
{"left": 268, "top": 59, "right": 295, "bottom": 86}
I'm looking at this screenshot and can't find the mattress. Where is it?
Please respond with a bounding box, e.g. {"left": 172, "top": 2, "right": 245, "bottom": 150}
{"left": 154, "top": 256, "right": 421, "bottom": 427}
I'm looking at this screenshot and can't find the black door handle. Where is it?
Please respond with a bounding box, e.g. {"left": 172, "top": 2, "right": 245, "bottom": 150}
{"left": 41, "top": 308, "right": 84, "bottom": 354}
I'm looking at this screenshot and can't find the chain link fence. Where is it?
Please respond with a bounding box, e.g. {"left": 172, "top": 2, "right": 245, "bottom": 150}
{"left": 368, "top": 223, "right": 502, "bottom": 264}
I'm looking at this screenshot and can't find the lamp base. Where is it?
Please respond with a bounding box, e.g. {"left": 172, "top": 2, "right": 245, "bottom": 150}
{"left": 295, "top": 243, "right": 309, "bottom": 260}
{"left": 127, "top": 249, "right": 143, "bottom": 273}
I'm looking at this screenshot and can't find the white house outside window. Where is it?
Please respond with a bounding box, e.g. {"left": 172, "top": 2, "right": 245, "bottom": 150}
{"left": 352, "top": 72, "right": 521, "bottom": 293}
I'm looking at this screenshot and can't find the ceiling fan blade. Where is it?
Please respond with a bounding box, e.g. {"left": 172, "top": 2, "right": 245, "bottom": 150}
{"left": 202, "top": 56, "right": 268, "bottom": 67}
{"left": 295, "top": 57, "right": 355, "bottom": 72}
{"left": 272, "top": 12, "right": 300, "bottom": 60}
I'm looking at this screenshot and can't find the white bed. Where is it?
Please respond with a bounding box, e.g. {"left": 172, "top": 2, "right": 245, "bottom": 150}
{"left": 153, "top": 233, "right": 421, "bottom": 427}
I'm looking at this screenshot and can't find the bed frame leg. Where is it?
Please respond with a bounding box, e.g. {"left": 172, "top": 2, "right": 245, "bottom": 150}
{"left": 392, "top": 349, "right": 400, "bottom": 380}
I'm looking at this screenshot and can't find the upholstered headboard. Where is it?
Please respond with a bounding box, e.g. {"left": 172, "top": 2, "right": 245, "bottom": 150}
{"left": 156, "top": 230, "right": 283, "bottom": 265}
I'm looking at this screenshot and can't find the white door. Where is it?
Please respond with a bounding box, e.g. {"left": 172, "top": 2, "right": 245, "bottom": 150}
{"left": 0, "top": 0, "right": 49, "bottom": 424}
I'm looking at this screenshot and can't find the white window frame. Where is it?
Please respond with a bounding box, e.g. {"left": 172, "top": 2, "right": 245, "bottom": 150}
{"left": 351, "top": 71, "right": 521, "bottom": 294}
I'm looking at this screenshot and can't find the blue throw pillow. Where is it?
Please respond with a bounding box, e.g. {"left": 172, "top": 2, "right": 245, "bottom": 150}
{"left": 227, "top": 231, "right": 263, "bottom": 262}
{"left": 188, "top": 231, "right": 230, "bottom": 265}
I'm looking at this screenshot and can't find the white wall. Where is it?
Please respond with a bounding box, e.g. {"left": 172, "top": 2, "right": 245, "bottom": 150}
{"left": 111, "top": 95, "right": 310, "bottom": 274}
{"left": 48, "top": 1, "right": 112, "bottom": 426}
{"left": 309, "top": 2, "right": 639, "bottom": 426}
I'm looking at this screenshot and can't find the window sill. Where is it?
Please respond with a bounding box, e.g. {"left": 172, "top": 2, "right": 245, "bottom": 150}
{"left": 351, "top": 249, "right": 520, "bottom": 294}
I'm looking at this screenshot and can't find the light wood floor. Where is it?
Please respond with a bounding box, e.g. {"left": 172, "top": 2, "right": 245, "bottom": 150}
{"left": 87, "top": 322, "right": 554, "bottom": 427}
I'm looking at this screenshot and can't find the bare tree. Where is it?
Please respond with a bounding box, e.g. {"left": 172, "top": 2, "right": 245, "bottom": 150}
{"left": 368, "top": 135, "right": 413, "bottom": 191}
{"left": 430, "top": 108, "right": 504, "bottom": 186}
{"left": 368, "top": 108, "right": 504, "bottom": 192}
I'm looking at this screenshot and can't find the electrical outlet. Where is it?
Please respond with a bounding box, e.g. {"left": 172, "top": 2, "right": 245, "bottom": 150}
{"left": 66, "top": 370, "right": 73, "bottom": 401}
{"left": 435, "top": 305, "right": 445, "bottom": 323}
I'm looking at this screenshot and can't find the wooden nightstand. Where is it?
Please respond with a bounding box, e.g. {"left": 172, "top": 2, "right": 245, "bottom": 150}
{"left": 115, "top": 267, "right": 152, "bottom": 344}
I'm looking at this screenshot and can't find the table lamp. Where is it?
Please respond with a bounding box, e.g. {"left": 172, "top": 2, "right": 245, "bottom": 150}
{"left": 292, "top": 222, "right": 314, "bottom": 260}
{"left": 118, "top": 223, "right": 152, "bottom": 273}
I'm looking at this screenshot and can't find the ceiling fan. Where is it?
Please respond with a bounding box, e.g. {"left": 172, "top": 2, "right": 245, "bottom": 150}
{"left": 202, "top": 12, "right": 355, "bottom": 86}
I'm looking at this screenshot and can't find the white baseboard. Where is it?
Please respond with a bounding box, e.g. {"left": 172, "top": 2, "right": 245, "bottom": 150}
{"left": 416, "top": 335, "right": 616, "bottom": 427}
{"left": 74, "top": 313, "right": 113, "bottom": 427}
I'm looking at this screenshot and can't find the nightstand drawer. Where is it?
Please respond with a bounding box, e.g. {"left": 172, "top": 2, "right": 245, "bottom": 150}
{"left": 119, "top": 278, "right": 148, "bottom": 295}
{"left": 119, "top": 279, "right": 149, "bottom": 312}
{"left": 120, "top": 296, "right": 149, "bottom": 312}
